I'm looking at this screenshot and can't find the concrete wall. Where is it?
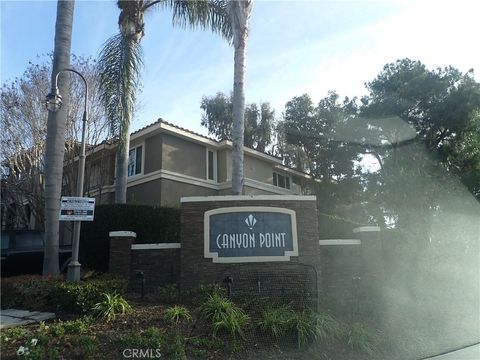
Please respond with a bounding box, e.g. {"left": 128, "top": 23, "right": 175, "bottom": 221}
{"left": 162, "top": 133, "right": 206, "bottom": 179}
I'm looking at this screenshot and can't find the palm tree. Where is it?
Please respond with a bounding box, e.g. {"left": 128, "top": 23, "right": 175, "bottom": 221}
{"left": 98, "top": 0, "right": 231, "bottom": 203}
{"left": 228, "top": 0, "right": 253, "bottom": 195}
{"left": 43, "top": 0, "right": 75, "bottom": 275}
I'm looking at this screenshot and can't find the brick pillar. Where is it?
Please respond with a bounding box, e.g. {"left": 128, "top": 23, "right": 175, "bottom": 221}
{"left": 354, "top": 226, "right": 384, "bottom": 297}
{"left": 109, "top": 231, "right": 136, "bottom": 278}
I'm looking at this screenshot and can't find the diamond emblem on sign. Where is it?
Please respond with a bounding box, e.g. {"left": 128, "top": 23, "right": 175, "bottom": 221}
{"left": 245, "top": 214, "right": 257, "bottom": 230}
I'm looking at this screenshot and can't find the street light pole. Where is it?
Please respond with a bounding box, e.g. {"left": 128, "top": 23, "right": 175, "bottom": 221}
{"left": 46, "top": 68, "right": 88, "bottom": 282}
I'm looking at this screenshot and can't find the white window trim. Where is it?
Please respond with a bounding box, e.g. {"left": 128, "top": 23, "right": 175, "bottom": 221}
{"left": 206, "top": 148, "right": 218, "bottom": 182}
{"left": 127, "top": 141, "right": 145, "bottom": 180}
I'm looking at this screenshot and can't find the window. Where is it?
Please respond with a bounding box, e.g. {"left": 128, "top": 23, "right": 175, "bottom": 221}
{"left": 206, "top": 149, "right": 217, "bottom": 181}
{"left": 273, "top": 171, "right": 290, "bottom": 189}
{"left": 128, "top": 145, "right": 143, "bottom": 177}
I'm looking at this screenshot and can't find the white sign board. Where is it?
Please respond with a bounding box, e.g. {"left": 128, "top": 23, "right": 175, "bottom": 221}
{"left": 59, "top": 197, "right": 95, "bottom": 221}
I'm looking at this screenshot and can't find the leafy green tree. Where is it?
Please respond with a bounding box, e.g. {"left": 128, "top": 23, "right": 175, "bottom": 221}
{"left": 97, "top": 0, "right": 231, "bottom": 203}
{"left": 356, "top": 59, "right": 480, "bottom": 296}
{"left": 200, "top": 92, "right": 274, "bottom": 151}
{"left": 43, "top": 0, "right": 75, "bottom": 275}
{"left": 360, "top": 58, "right": 480, "bottom": 198}
{"left": 277, "top": 92, "right": 366, "bottom": 236}
{"left": 279, "top": 92, "right": 360, "bottom": 181}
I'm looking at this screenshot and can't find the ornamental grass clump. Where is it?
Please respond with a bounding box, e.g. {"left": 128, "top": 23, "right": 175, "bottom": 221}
{"left": 256, "top": 306, "right": 292, "bottom": 339}
{"left": 201, "top": 293, "right": 249, "bottom": 339}
{"left": 345, "top": 322, "right": 379, "bottom": 355}
{"left": 256, "top": 306, "right": 343, "bottom": 348}
{"left": 163, "top": 306, "right": 192, "bottom": 324}
{"left": 91, "top": 292, "right": 131, "bottom": 322}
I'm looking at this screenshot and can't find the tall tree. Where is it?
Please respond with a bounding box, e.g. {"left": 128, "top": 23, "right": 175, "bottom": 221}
{"left": 200, "top": 92, "right": 274, "bottom": 151}
{"left": 1, "top": 56, "right": 107, "bottom": 231}
{"left": 43, "top": 0, "right": 75, "bottom": 275}
{"left": 98, "top": 0, "right": 231, "bottom": 203}
{"left": 360, "top": 58, "right": 480, "bottom": 199}
{"left": 280, "top": 92, "right": 360, "bottom": 181}
{"left": 228, "top": 0, "right": 253, "bottom": 195}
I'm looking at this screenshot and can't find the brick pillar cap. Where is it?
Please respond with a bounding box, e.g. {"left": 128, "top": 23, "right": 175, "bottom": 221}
{"left": 109, "top": 231, "right": 137, "bottom": 238}
{"left": 352, "top": 226, "right": 380, "bottom": 233}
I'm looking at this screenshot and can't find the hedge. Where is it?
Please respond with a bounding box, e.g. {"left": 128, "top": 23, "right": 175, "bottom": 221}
{"left": 80, "top": 204, "right": 180, "bottom": 272}
{"left": 1, "top": 274, "right": 128, "bottom": 314}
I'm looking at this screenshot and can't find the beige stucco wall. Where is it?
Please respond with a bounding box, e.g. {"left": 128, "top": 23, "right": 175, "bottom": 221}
{"left": 243, "top": 186, "right": 278, "bottom": 195}
{"left": 127, "top": 179, "right": 162, "bottom": 205}
{"left": 162, "top": 134, "right": 206, "bottom": 179}
{"left": 244, "top": 154, "right": 274, "bottom": 184}
{"left": 144, "top": 134, "right": 162, "bottom": 174}
{"left": 217, "top": 149, "right": 229, "bottom": 182}
{"left": 95, "top": 191, "right": 114, "bottom": 205}
{"left": 160, "top": 178, "right": 217, "bottom": 207}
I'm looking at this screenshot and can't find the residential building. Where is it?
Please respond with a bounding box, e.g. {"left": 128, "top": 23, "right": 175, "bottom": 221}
{"left": 83, "top": 119, "right": 315, "bottom": 206}
{"left": 1, "top": 119, "right": 316, "bottom": 234}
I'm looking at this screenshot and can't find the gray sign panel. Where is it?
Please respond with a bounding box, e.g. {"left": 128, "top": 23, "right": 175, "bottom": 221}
{"left": 204, "top": 207, "right": 298, "bottom": 263}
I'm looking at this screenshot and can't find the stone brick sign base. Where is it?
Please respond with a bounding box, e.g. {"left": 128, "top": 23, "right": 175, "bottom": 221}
{"left": 108, "top": 231, "right": 180, "bottom": 292}
{"left": 179, "top": 195, "right": 320, "bottom": 300}
{"left": 107, "top": 196, "right": 384, "bottom": 310}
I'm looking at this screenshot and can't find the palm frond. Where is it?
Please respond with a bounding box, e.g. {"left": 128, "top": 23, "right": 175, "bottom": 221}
{"left": 96, "top": 33, "right": 143, "bottom": 149}
{"left": 146, "top": 0, "right": 232, "bottom": 42}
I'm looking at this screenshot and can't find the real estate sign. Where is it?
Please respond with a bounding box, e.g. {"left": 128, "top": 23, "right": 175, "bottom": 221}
{"left": 59, "top": 197, "right": 95, "bottom": 221}
{"left": 204, "top": 207, "right": 298, "bottom": 263}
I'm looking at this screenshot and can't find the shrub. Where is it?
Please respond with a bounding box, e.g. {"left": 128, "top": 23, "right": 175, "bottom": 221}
{"left": 61, "top": 316, "right": 93, "bottom": 334}
{"left": 345, "top": 322, "right": 379, "bottom": 354}
{"left": 116, "top": 328, "right": 186, "bottom": 360}
{"left": 80, "top": 204, "right": 180, "bottom": 271}
{"left": 256, "top": 306, "right": 292, "bottom": 339}
{"left": 1, "top": 274, "right": 127, "bottom": 314}
{"left": 163, "top": 332, "right": 187, "bottom": 360}
{"left": 1, "top": 275, "right": 62, "bottom": 310}
{"left": 51, "top": 274, "right": 128, "bottom": 313}
{"left": 278, "top": 309, "right": 339, "bottom": 348}
{"left": 256, "top": 306, "right": 342, "bottom": 348}
{"left": 163, "top": 306, "right": 192, "bottom": 324}
{"left": 201, "top": 293, "right": 249, "bottom": 339}
{"left": 116, "top": 327, "right": 164, "bottom": 349}
{"left": 92, "top": 292, "right": 132, "bottom": 321}
{"left": 314, "top": 312, "right": 343, "bottom": 343}
{"left": 288, "top": 310, "right": 319, "bottom": 348}
{"left": 0, "top": 326, "right": 31, "bottom": 342}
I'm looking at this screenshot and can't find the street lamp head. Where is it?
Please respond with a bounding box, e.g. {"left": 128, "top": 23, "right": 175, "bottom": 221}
{"left": 45, "top": 88, "right": 63, "bottom": 112}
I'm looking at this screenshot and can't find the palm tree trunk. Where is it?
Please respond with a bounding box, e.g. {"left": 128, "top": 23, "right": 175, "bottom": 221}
{"left": 43, "top": 0, "right": 75, "bottom": 275}
{"left": 115, "top": 131, "right": 130, "bottom": 203}
{"left": 230, "top": 0, "right": 252, "bottom": 195}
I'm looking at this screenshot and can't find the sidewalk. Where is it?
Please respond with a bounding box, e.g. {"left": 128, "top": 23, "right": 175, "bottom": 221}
{"left": 0, "top": 309, "right": 55, "bottom": 329}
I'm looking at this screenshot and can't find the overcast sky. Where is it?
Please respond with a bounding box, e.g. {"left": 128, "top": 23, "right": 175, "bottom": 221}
{"left": 2, "top": 0, "right": 479, "bottom": 135}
